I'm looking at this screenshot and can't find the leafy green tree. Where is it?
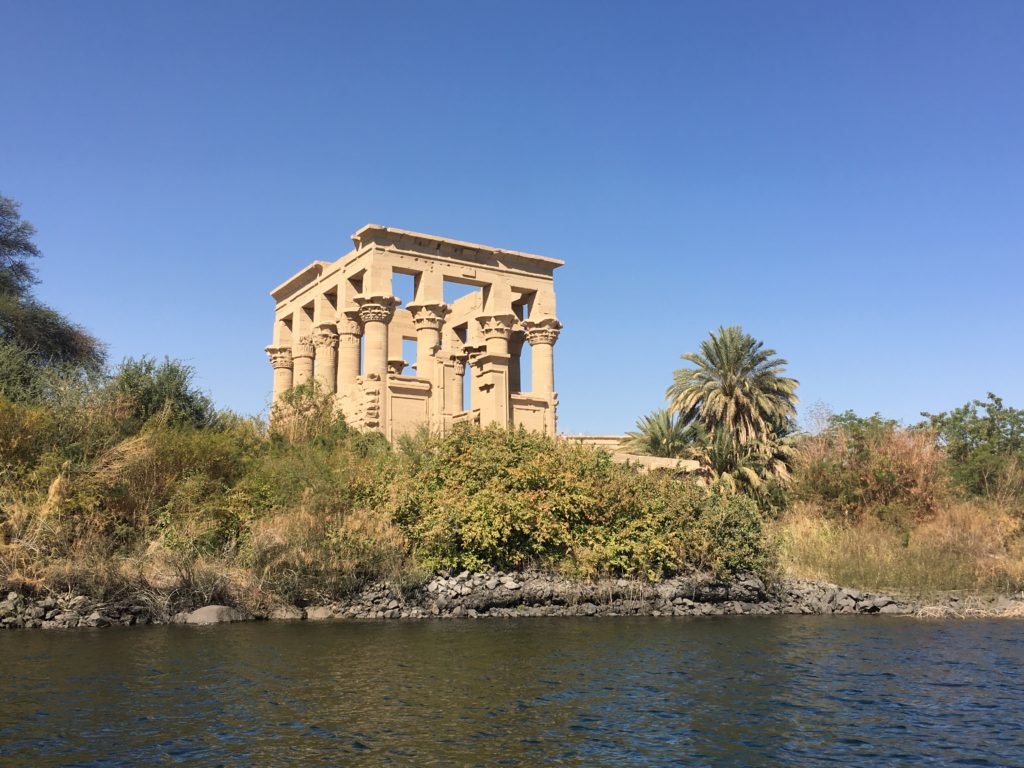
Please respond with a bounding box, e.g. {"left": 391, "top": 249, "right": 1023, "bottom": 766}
{"left": 922, "top": 393, "right": 1024, "bottom": 499}
{"left": 623, "top": 408, "right": 699, "bottom": 458}
{"left": 667, "top": 325, "right": 798, "bottom": 447}
{"left": 106, "top": 356, "right": 216, "bottom": 432}
{"left": 0, "top": 194, "right": 104, "bottom": 370}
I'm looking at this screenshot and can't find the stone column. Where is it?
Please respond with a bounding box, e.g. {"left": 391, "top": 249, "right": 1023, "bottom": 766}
{"left": 355, "top": 295, "right": 399, "bottom": 432}
{"left": 409, "top": 303, "right": 448, "bottom": 378}
{"left": 336, "top": 311, "right": 362, "bottom": 397}
{"left": 524, "top": 319, "right": 562, "bottom": 395}
{"left": 292, "top": 335, "right": 315, "bottom": 387}
{"left": 266, "top": 346, "right": 293, "bottom": 403}
{"left": 355, "top": 296, "right": 399, "bottom": 380}
{"left": 451, "top": 354, "right": 466, "bottom": 413}
{"left": 479, "top": 314, "right": 516, "bottom": 356}
{"left": 313, "top": 324, "right": 339, "bottom": 394}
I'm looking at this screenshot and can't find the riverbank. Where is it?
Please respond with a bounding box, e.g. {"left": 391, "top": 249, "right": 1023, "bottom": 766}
{"left": 3, "top": 570, "right": 1023, "bottom": 630}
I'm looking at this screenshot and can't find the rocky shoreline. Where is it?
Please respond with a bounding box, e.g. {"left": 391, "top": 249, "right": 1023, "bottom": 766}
{"left": 2, "top": 571, "right": 1022, "bottom": 630}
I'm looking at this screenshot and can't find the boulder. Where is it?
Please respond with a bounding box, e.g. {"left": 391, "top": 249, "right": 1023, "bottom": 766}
{"left": 269, "top": 605, "right": 304, "bottom": 621}
{"left": 179, "top": 605, "right": 248, "bottom": 625}
{"left": 304, "top": 606, "right": 336, "bottom": 621}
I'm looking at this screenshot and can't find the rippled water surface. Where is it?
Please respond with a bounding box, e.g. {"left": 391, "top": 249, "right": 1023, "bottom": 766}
{"left": 2, "top": 616, "right": 1023, "bottom": 766}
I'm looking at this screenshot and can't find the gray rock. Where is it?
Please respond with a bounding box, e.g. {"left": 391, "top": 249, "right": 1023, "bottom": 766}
{"left": 870, "top": 596, "right": 895, "bottom": 611}
{"left": 179, "top": 605, "right": 248, "bottom": 625}
{"left": 879, "top": 603, "right": 904, "bottom": 615}
{"left": 85, "top": 611, "right": 109, "bottom": 628}
{"left": 269, "top": 605, "right": 304, "bottom": 621}
{"left": 579, "top": 602, "right": 598, "bottom": 616}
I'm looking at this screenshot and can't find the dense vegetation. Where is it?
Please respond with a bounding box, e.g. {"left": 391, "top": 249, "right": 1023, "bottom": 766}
{"left": 2, "top": 193, "right": 1021, "bottom": 609}
{"left": 0, "top": 367, "right": 774, "bottom": 611}
{"left": 627, "top": 327, "right": 1024, "bottom": 594}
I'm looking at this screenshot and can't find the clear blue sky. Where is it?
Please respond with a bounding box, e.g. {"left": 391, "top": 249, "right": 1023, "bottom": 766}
{"left": 3, "top": 1, "right": 1022, "bottom": 433}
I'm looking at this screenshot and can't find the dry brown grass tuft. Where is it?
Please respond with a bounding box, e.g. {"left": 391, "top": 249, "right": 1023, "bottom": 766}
{"left": 777, "top": 500, "right": 1024, "bottom": 594}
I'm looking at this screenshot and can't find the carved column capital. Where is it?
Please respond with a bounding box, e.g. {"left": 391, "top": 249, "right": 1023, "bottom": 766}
{"left": 478, "top": 313, "right": 516, "bottom": 342}
{"left": 265, "top": 346, "right": 293, "bottom": 369}
{"left": 523, "top": 318, "right": 563, "bottom": 346}
{"left": 409, "top": 303, "right": 449, "bottom": 331}
{"left": 355, "top": 295, "right": 400, "bottom": 324}
{"left": 313, "top": 324, "right": 339, "bottom": 349}
{"left": 293, "top": 335, "right": 316, "bottom": 359}
{"left": 337, "top": 310, "right": 362, "bottom": 337}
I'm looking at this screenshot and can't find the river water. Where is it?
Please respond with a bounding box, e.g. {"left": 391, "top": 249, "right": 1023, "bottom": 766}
{"left": 1, "top": 616, "right": 1022, "bottom": 766}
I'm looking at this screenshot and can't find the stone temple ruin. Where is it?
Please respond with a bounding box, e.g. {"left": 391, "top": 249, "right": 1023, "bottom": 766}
{"left": 266, "top": 225, "right": 563, "bottom": 441}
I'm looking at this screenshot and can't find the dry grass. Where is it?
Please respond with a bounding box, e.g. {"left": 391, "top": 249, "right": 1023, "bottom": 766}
{"left": 777, "top": 500, "right": 1024, "bottom": 594}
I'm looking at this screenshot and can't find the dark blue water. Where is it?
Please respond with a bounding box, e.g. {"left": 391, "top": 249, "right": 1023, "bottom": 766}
{"left": 1, "top": 616, "right": 1022, "bottom": 766}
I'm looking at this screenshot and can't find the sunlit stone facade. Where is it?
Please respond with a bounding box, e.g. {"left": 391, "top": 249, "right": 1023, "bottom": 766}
{"left": 267, "top": 225, "right": 563, "bottom": 440}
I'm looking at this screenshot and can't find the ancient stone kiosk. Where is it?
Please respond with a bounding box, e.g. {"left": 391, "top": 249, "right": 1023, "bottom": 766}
{"left": 266, "top": 225, "right": 563, "bottom": 440}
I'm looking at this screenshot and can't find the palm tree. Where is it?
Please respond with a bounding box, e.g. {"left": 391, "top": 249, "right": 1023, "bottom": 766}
{"left": 667, "top": 325, "right": 798, "bottom": 448}
{"left": 623, "top": 408, "right": 698, "bottom": 458}
{"left": 688, "top": 428, "right": 797, "bottom": 494}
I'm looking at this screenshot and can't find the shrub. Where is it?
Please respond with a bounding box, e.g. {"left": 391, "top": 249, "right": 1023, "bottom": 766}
{"left": 392, "top": 425, "right": 776, "bottom": 579}
{"left": 922, "top": 393, "right": 1024, "bottom": 503}
{"left": 793, "top": 411, "right": 946, "bottom": 523}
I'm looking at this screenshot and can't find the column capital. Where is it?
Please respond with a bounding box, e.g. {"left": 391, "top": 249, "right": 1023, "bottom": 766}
{"left": 265, "top": 346, "right": 293, "bottom": 369}
{"left": 293, "top": 335, "right": 315, "bottom": 359}
{"left": 355, "top": 295, "right": 400, "bottom": 324}
{"left": 523, "top": 318, "right": 562, "bottom": 346}
{"left": 408, "top": 302, "right": 449, "bottom": 331}
{"left": 478, "top": 313, "right": 517, "bottom": 342}
{"left": 337, "top": 310, "right": 362, "bottom": 337}
{"left": 313, "top": 324, "right": 339, "bottom": 349}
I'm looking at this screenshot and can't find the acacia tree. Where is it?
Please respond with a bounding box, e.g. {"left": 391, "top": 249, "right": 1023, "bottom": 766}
{"left": 0, "top": 194, "right": 104, "bottom": 369}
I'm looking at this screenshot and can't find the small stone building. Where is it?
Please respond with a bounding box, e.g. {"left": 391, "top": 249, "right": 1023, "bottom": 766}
{"left": 266, "top": 225, "right": 563, "bottom": 440}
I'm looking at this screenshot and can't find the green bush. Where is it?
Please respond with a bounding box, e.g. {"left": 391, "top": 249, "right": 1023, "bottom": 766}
{"left": 392, "top": 425, "right": 775, "bottom": 579}
{"left": 922, "top": 394, "right": 1024, "bottom": 502}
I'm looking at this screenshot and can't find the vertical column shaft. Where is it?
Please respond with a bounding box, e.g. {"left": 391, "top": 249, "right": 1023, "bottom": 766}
{"left": 409, "top": 303, "right": 448, "bottom": 380}
{"left": 292, "top": 336, "right": 315, "bottom": 386}
{"left": 266, "top": 347, "right": 293, "bottom": 403}
{"left": 356, "top": 296, "right": 399, "bottom": 432}
{"left": 524, "top": 319, "right": 562, "bottom": 396}
{"left": 313, "top": 325, "right": 339, "bottom": 394}
{"left": 532, "top": 343, "right": 554, "bottom": 394}
{"left": 336, "top": 313, "right": 362, "bottom": 396}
